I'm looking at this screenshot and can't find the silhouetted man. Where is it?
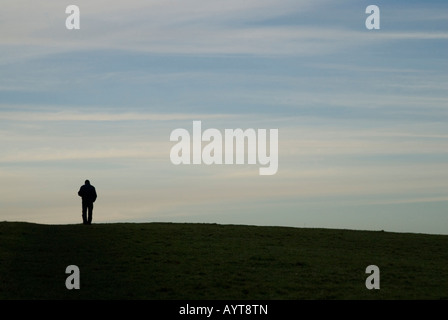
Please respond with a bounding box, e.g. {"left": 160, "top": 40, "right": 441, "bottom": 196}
{"left": 78, "top": 180, "right": 97, "bottom": 225}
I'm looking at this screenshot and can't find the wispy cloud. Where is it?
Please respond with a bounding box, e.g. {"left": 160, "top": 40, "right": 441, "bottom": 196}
{"left": 0, "top": 110, "right": 235, "bottom": 122}
{"left": 2, "top": 0, "right": 446, "bottom": 61}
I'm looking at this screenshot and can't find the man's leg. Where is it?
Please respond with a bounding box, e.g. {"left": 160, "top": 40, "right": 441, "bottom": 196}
{"left": 82, "top": 202, "right": 88, "bottom": 224}
{"left": 87, "top": 203, "right": 93, "bottom": 224}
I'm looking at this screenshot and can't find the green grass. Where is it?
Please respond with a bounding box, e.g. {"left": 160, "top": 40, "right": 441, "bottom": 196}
{"left": 1, "top": 221, "right": 447, "bottom": 300}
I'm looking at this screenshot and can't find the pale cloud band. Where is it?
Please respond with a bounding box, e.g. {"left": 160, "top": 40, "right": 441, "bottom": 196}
{"left": 0, "top": 110, "right": 234, "bottom": 122}
{"left": 1, "top": 0, "right": 447, "bottom": 61}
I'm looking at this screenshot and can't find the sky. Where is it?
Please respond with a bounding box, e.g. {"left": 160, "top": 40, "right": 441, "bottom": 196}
{"left": 1, "top": 0, "right": 447, "bottom": 234}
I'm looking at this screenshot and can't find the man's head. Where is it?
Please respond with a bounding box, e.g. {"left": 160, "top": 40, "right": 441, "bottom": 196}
{"left": 85, "top": 180, "right": 90, "bottom": 185}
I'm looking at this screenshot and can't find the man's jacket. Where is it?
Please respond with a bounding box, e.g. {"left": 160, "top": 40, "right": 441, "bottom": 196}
{"left": 78, "top": 184, "right": 97, "bottom": 204}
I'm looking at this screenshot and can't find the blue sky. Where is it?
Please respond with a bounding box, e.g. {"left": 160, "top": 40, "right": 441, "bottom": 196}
{"left": 1, "top": 0, "right": 447, "bottom": 234}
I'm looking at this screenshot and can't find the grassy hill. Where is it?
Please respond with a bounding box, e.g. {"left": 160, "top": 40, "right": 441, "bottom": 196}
{"left": 1, "top": 221, "right": 447, "bottom": 300}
